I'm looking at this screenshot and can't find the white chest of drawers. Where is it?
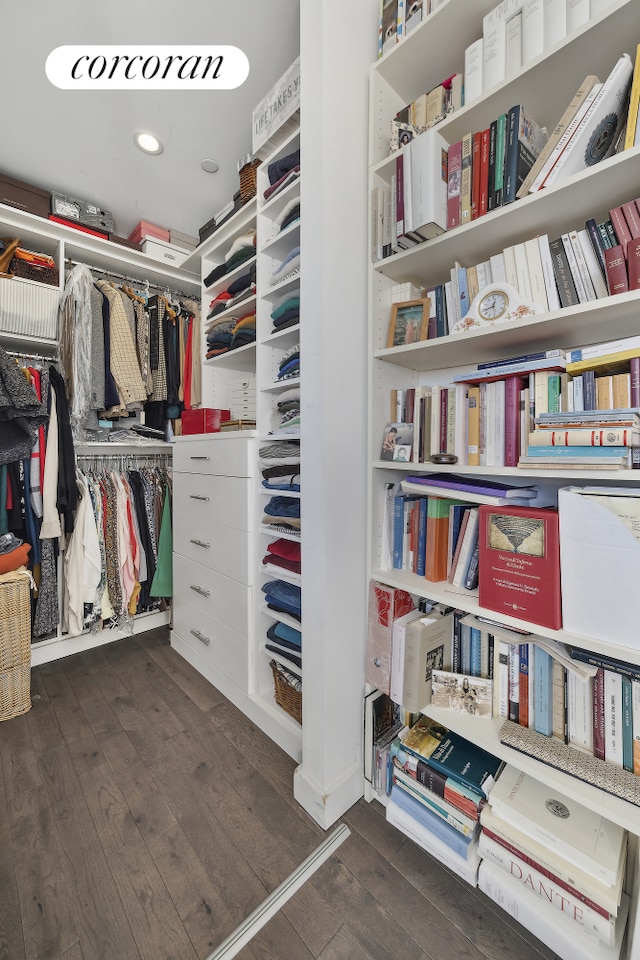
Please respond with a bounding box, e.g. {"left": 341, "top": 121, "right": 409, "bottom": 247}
{"left": 171, "top": 432, "right": 257, "bottom": 696}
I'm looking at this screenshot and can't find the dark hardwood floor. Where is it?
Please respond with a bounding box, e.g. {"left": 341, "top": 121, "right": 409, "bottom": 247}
{"left": 0, "top": 628, "right": 559, "bottom": 960}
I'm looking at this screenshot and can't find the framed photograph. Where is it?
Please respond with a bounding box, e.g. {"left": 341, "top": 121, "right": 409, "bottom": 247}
{"left": 386, "top": 298, "right": 429, "bottom": 348}
{"left": 380, "top": 422, "right": 414, "bottom": 461}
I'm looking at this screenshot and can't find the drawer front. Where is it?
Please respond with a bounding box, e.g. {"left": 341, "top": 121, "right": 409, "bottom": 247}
{"left": 173, "top": 437, "right": 256, "bottom": 477}
{"left": 173, "top": 473, "right": 252, "bottom": 530}
{"left": 172, "top": 602, "right": 247, "bottom": 691}
{"left": 173, "top": 556, "right": 251, "bottom": 636}
{"left": 174, "top": 514, "right": 252, "bottom": 584}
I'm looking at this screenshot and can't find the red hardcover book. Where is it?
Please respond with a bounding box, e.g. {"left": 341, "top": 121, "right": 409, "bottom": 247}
{"left": 48, "top": 214, "right": 109, "bottom": 239}
{"left": 504, "top": 375, "right": 523, "bottom": 467}
{"left": 604, "top": 244, "right": 629, "bottom": 295}
{"left": 478, "top": 128, "right": 490, "bottom": 217}
{"left": 627, "top": 238, "right": 640, "bottom": 289}
{"left": 425, "top": 498, "right": 458, "bottom": 582}
{"left": 622, "top": 200, "right": 640, "bottom": 238}
{"left": 471, "top": 131, "right": 482, "bottom": 220}
{"left": 593, "top": 667, "right": 606, "bottom": 761}
{"left": 405, "top": 386, "right": 416, "bottom": 423}
{"left": 478, "top": 504, "right": 562, "bottom": 630}
{"left": 609, "top": 206, "right": 632, "bottom": 256}
{"left": 447, "top": 139, "right": 462, "bottom": 230}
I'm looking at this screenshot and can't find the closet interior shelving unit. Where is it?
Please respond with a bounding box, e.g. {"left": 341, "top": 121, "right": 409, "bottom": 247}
{"left": 0, "top": 202, "right": 200, "bottom": 666}
{"left": 171, "top": 123, "right": 303, "bottom": 762}
{"left": 367, "top": 0, "right": 640, "bottom": 956}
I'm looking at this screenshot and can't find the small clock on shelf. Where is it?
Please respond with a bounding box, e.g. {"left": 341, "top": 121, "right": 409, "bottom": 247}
{"left": 450, "top": 282, "right": 542, "bottom": 334}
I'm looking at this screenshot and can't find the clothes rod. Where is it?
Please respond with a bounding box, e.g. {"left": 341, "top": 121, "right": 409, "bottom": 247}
{"left": 6, "top": 349, "right": 58, "bottom": 364}
{"left": 64, "top": 258, "right": 199, "bottom": 301}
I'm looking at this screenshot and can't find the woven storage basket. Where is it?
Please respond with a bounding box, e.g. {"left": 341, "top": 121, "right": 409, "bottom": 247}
{"left": 239, "top": 158, "right": 261, "bottom": 205}
{"left": 0, "top": 571, "right": 31, "bottom": 721}
{"left": 270, "top": 659, "right": 302, "bottom": 724}
{"left": 9, "top": 257, "right": 59, "bottom": 286}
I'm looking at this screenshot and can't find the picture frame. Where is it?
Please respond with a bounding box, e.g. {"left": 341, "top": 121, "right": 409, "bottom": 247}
{"left": 386, "top": 298, "right": 429, "bottom": 348}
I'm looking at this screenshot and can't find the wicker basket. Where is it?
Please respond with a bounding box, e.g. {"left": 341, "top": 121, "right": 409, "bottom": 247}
{"left": 270, "top": 659, "right": 302, "bottom": 724}
{"left": 0, "top": 570, "right": 31, "bottom": 721}
{"left": 238, "top": 158, "right": 261, "bottom": 205}
{"left": 9, "top": 257, "right": 59, "bottom": 287}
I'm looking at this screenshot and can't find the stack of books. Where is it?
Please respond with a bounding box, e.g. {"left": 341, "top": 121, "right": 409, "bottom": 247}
{"left": 385, "top": 715, "right": 503, "bottom": 885}
{"left": 478, "top": 765, "right": 630, "bottom": 960}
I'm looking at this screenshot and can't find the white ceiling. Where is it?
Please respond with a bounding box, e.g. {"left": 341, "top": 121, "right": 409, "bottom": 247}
{"left": 2, "top": 2, "right": 300, "bottom": 241}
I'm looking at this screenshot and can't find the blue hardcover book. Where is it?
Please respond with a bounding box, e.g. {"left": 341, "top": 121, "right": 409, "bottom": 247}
{"left": 416, "top": 496, "right": 428, "bottom": 577}
{"left": 570, "top": 645, "right": 640, "bottom": 682}
{"left": 534, "top": 645, "right": 553, "bottom": 736}
{"left": 622, "top": 676, "right": 633, "bottom": 772}
{"left": 460, "top": 623, "right": 472, "bottom": 675}
{"left": 470, "top": 627, "right": 482, "bottom": 677}
{"left": 477, "top": 349, "right": 563, "bottom": 370}
{"left": 392, "top": 494, "right": 406, "bottom": 569}
{"left": 525, "top": 445, "right": 629, "bottom": 458}
{"left": 389, "top": 784, "right": 475, "bottom": 859}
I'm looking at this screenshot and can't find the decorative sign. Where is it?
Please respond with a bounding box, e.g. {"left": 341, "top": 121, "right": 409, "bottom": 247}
{"left": 252, "top": 57, "right": 300, "bottom": 154}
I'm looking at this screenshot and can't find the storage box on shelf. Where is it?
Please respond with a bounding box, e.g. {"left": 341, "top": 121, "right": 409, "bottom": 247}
{"left": 368, "top": 2, "right": 640, "bottom": 957}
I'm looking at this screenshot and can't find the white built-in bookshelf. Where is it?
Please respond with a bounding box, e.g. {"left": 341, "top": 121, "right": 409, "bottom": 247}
{"left": 367, "top": 1, "right": 640, "bottom": 957}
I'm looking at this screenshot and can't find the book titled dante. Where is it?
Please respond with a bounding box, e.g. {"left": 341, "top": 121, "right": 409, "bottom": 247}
{"left": 478, "top": 504, "right": 562, "bottom": 630}
{"left": 431, "top": 670, "right": 493, "bottom": 718}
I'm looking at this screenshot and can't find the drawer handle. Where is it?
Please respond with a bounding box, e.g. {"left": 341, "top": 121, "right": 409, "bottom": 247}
{"left": 190, "top": 494, "right": 210, "bottom": 501}
{"left": 190, "top": 584, "right": 211, "bottom": 597}
{"left": 190, "top": 628, "right": 211, "bottom": 646}
{"left": 190, "top": 538, "right": 211, "bottom": 549}
{"left": 190, "top": 455, "right": 211, "bottom": 460}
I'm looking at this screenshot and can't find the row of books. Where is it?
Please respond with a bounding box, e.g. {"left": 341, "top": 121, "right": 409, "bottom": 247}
{"left": 464, "top": 0, "right": 617, "bottom": 104}
{"left": 389, "top": 71, "right": 463, "bottom": 154}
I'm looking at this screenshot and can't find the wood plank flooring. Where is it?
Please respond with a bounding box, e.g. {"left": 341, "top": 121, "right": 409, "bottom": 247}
{"left": 0, "top": 628, "right": 559, "bottom": 960}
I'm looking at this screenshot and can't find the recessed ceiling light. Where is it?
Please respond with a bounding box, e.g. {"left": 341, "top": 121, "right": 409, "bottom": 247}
{"left": 201, "top": 158, "right": 219, "bottom": 173}
{"left": 134, "top": 131, "right": 163, "bottom": 155}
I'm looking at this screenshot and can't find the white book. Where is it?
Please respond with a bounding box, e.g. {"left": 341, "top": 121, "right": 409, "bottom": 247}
{"left": 408, "top": 128, "right": 449, "bottom": 240}
{"left": 524, "top": 236, "right": 549, "bottom": 310}
{"left": 498, "top": 640, "right": 510, "bottom": 718}
{"left": 480, "top": 804, "right": 626, "bottom": 916}
{"left": 561, "top": 232, "right": 589, "bottom": 302}
{"left": 455, "top": 382, "right": 468, "bottom": 464}
{"left": 505, "top": 12, "right": 523, "bottom": 77}
{"left": 567, "top": 0, "right": 589, "bottom": 29}
{"left": 513, "top": 242, "right": 533, "bottom": 302}
{"left": 567, "top": 333, "right": 640, "bottom": 361}
{"left": 478, "top": 831, "right": 616, "bottom": 946}
{"left": 389, "top": 609, "right": 423, "bottom": 704}
{"left": 489, "top": 252, "right": 507, "bottom": 283}
{"left": 451, "top": 507, "right": 479, "bottom": 587}
{"left": 402, "top": 614, "right": 453, "bottom": 712}
{"left": 568, "top": 228, "right": 597, "bottom": 300}
{"left": 502, "top": 244, "right": 519, "bottom": 291}
{"left": 604, "top": 669, "right": 623, "bottom": 768}
{"left": 484, "top": 380, "right": 497, "bottom": 465}
{"left": 464, "top": 37, "right": 484, "bottom": 105}
{"left": 402, "top": 143, "right": 413, "bottom": 236}
{"left": 478, "top": 861, "right": 630, "bottom": 960}
{"left": 386, "top": 800, "right": 480, "bottom": 885}
{"left": 573, "top": 374, "right": 584, "bottom": 410}
{"left": 371, "top": 186, "right": 379, "bottom": 262}
{"left": 476, "top": 260, "right": 492, "bottom": 291}
{"left": 543, "top": 54, "right": 633, "bottom": 188}
{"left": 568, "top": 672, "right": 594, "bottom": 753}
{"left": 529, "top": 81, "right": 602, "bottom": 191}
{"left": 488, "top": 764, "right": 627, "bottom": 886}
{"left": 522, "top": 0, "right": 544, "bottom": 65}
{"left": 576, "top": 227, "right": 608, "bottom": 299}
{"left": 483, "top": 17, "right": 507, "bottom": 92}
{"left": 543, "top": 0, "right": 567, "bottom": 49}
{"left": 444, "top": 279, "right": 457, "bottom": 330}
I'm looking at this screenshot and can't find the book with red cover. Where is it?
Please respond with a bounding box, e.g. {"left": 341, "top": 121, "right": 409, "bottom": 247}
{"left": 478, "top": 128, "right": 490, "bottom": 217}
{"left": 504, "top": 375, "right": 523, "bottom": 467}
{"left": 622, "top": 200, "right": 640, "bottom": 239}
{"left": 593, "top": 666, "right": 606, "bottom": 761}
{"left": 627, "top": 238, "right": 640, "bottom": 290}
{"left": 425, "top": 498, "right": 459, "bottom": 582}
{"left": 604, "top": 244, "right": 629, "bottom": 295}
{"left": 447, "top": 139, "right": 462, "bottom": 230}
{"left": 48, "top": 214, "right": 109, "bottom": 239}
{"left": 478, "top": 504, "right": 562, "bottom": 629}
{"left": 471, "top": 131, "right": 482, "bottom": 220}
{"left": 609, "top": 206, "right": 632, "bottom": 257}
{"left": 366, "top": 580, "right": 416, "bottom": 693}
